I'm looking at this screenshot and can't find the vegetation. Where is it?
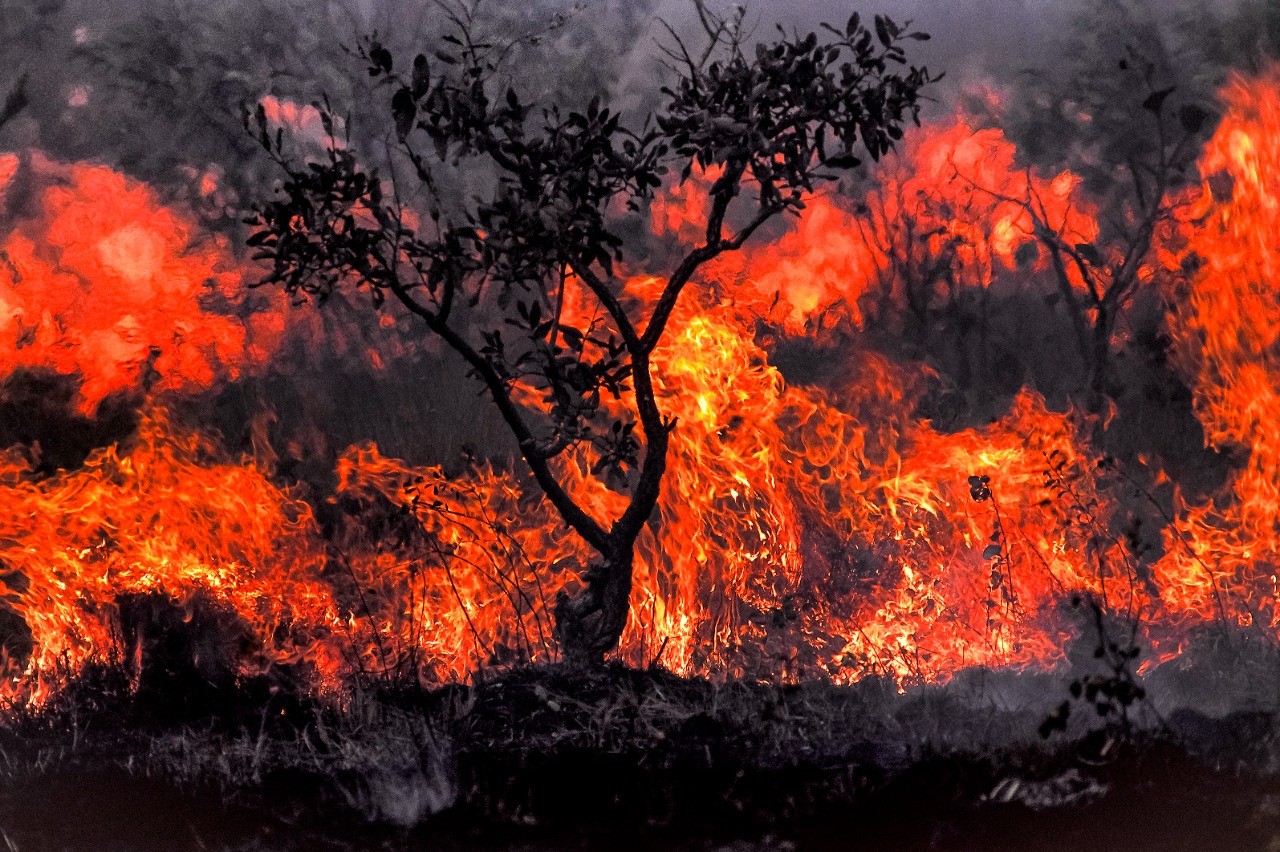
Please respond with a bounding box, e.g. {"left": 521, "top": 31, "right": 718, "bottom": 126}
{"left": 245, "top": 4, "right": 935, "bottom": 662}
{"left": 6, "top": 2, "right": 1280, "bottom": 847}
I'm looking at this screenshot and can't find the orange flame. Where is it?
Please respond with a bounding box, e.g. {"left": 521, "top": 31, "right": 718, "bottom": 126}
{"left": 0, "top": 154, "right": 262, "bottom": 413}
{"left": 0, "top": 407, "right": 339, "bottom": 704}
{"left": 1152, "top": 67, "right": 1280, "bottom": 641}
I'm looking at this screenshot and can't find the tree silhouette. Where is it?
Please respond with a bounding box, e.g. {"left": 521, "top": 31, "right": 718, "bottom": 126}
{"left": 245, "top": 3, "right": 935, "bottom": 663}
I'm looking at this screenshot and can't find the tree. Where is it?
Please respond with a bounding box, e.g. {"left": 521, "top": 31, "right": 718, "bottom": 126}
{"left": 245, "top": 3, "right": 935, "bottom": 664}
{"left": 976, "top": 2, "right": 1219, "bottom": 411}
{"left": 987, "top": 57, "right": 1209, "bottom": 411}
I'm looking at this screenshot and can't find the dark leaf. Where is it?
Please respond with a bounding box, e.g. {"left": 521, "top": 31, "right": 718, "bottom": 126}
{"left": 1141, "top": 86, "right": 1175, "bottom": 113}
{"left": 1074, "top": 242, "right": 1104, "bottom": 267}
{"left": 1014, "top": 241, "right": 1039, "bottom": 269}
{"left": 968, "top": 474, "right": 991, "bottom": 501}
{"left": 0, "top": 74, "right": 27, "bottom": 128}
{"left": 392, "top": 87, "right": 416, "bottom": 141}
{"left": 1179, "top": 103, "right": 1210, "bottom": 135}
{"left": 823, "top": 153, "right": 861, "bottom": 169}
{"left": 873, "top": 15, "right": 898, "bottom": 48}
{"left": 369, "top": 42, "right": 393, "bottom": 75}
{"left": 412, "top": 54, "right": 431, "bottom": 99}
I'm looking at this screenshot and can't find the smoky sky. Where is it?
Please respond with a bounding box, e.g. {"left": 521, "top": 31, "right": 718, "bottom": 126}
{"left": 0, "top": 0, "right": 1265, "bottom": 173}
{"left": 544, "top": 0, "right": 1265, "bottom": 124}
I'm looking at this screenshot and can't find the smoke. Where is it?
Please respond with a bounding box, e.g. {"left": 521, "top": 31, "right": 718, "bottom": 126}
{"left": 0, "top": 0, "right": 1267, "bottom": 200}
{"left": 0, "top": 0, "right": 1269, "bottom": 459}
{"left": 0, "top": 0, "right": 1265, "bottom": 462}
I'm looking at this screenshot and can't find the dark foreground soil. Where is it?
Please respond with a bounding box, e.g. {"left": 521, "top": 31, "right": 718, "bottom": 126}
{"left": 1, "top": 664, "right": 1279, "bottom": 851}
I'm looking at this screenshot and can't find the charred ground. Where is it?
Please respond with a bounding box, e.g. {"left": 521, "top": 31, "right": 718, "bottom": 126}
{"left": 3, "top": 656, "right": 1280, "bottom": 851}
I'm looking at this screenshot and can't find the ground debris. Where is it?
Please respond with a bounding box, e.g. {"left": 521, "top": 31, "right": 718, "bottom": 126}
{"left": 985, "top": 767, "right": 1109, "bottom": 810}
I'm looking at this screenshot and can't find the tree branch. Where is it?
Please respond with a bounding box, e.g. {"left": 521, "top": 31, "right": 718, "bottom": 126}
{"left": 383, "top": 272, "right": 612, "bottom": 553}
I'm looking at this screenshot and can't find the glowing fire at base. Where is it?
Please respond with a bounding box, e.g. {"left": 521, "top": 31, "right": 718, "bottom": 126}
{"left": 0, "top": 408, "right": 341, "bottom": 704}
{"left": 2, "top": 69, "right": 1280, "bottom": 701}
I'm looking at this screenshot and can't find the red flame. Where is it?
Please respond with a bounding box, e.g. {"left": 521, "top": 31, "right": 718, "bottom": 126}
{"left": 0, "top": 154, "right": 263, "bottom": 413}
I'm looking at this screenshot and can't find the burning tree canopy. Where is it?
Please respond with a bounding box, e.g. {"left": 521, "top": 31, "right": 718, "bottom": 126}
{"left": 244, "top": 5, "right": 937, "bottom": 663}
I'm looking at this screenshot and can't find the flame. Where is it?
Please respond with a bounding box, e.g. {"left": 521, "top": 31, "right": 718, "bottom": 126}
{"left": 0, "top": 154, "right": 262, "bottom": 414}
{"left": 1152, "top": 67, "right": 1280, "bottom": 641}
{"left": 11, "top": 69, "right": 1280, "bottom": 701}
{"left": 0, "top": 407, "right": 340, "bottom": 704}
{"left": 636, "top": 296, "right": 1118, "bottom": 682}
{"left": 323, "top": 273, "right": 1119, "bottom": 685}
{"left": 700, "top": 119, "right": 1100, "bottom": 339}
{"left": 334, "top": 444, "right": 579, "bottom": 679}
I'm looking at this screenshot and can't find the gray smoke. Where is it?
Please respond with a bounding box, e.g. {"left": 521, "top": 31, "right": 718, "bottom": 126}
{"left": 0, "top": 0, "right": 1267, "bottom": 192}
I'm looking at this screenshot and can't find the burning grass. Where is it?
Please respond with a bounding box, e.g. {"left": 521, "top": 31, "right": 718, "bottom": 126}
{"left": 6, "top": 68, "right": 1280, "bottom": 702}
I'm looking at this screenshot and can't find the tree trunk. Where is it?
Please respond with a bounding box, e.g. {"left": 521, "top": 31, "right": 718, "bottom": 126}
{"left": 553, "top": 549, "right": 634, "bottom": 666}
{"left": 1087, "top": 309, "right": 1113, "bottom": 413}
